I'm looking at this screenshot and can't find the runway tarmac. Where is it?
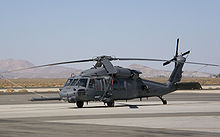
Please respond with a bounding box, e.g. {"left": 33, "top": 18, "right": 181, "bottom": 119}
{"left": 0, "top": 91, "right": 220, "bottom": 137}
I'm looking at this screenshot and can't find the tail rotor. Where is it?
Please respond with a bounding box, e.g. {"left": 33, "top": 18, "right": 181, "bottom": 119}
{"left": 163, "top": 38, "right": 190, "bottom": 66}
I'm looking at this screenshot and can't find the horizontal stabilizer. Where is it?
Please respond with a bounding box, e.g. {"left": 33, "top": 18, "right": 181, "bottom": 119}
{"left": 175, "top": 82, "right": 202, "bottom": 90}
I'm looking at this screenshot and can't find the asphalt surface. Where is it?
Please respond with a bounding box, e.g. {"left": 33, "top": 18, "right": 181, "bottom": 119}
{"left": 0, "top": 91, "right": 220, "bottom": 137}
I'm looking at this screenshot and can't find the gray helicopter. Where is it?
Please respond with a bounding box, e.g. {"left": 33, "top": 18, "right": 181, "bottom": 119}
{"left": 4, "top": 39, "right": 219, "bottom": 108}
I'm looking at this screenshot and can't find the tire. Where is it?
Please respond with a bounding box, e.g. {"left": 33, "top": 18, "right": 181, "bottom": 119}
{"left": 163, "top": 100, "right": 167, "bottom": 105}
{"left": 76, "top": 101, "right": 84, "bottom": 108}
{"left": 107, "top": 101, "right": 114, "bottom": 107}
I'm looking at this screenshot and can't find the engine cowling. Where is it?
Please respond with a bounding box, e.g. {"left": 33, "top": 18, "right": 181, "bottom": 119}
{"left": 114, "top": 67, "right": 141, "bottom": 78}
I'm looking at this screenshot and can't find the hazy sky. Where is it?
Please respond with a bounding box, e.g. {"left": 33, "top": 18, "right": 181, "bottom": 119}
{"left": 0, "top": 0, "right": 219, "bottom": 74}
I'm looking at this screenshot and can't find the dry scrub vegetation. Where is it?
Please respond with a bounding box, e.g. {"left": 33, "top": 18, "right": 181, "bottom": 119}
{"left": 0, "top": 78, "right": 220, "bottom": 88}
{"left": 0, "top": 78, "right": 66, "bottom": 88}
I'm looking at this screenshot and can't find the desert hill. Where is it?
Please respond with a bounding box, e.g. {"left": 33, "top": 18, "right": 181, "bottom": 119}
{"left": 0, "top": 59, "right": 81, "bottom": 78}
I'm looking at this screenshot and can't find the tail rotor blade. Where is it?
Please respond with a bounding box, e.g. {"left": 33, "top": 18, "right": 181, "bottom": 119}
{"left": 175, "top": 38, "right": 179, "bottom": 57}
{"left": 182, "top": 50, "right": 190, "bottom": 56}
{"left": 163, "top": 58, "right": 175, "bottom": 66}
{"left": 163, "top": 61, "right": 171, "bottom": 66}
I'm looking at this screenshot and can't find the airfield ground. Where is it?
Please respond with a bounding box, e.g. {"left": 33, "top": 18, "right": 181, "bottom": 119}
{"left": 0, "top": 91, "right": 220, "bottom": 137}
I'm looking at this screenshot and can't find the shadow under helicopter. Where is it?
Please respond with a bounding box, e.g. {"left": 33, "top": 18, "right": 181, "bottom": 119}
{"left": 67, "top": 101, "right": 207, "bottom": 109}
{"left": 68, "top": 103, "right": 163, "bottom": 109}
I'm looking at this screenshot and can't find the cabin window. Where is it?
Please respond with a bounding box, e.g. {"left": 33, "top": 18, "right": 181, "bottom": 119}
{"left": 113, "top": 79, "right": 125, "bottom": 90}
{"left": 88, "top": 79, "right": 95, "bottom": 88}
{"left": 95, "top": 79, "right": 104, "bottom": 91}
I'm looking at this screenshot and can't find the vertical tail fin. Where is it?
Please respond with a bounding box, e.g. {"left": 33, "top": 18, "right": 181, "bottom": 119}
{"left": 163, "top": 38, "right": 189, "bottom": 87}
{"left": 167, "top": 56, "right": 186, "bottom": 87}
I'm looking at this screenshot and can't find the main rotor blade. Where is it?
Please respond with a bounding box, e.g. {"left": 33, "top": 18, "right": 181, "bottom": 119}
{"left": 1, "top": 59, "right": 94, "bottom": 74}
{"left": 115, "top": 58, "right": 168, "bottom": 62}
{"left": 185, "top": 61, "right": 220, "bottom": 67}
{"left": 114, "top": 57, "right": 220, "bottom": 67}
{"left": 175, "top": 38, "right": 179, "bottom": 57}
{"left": 1, "top": 56, "right": 219, "bottom": 75}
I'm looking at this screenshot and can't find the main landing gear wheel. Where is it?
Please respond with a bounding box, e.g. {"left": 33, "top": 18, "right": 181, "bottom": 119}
{"left": 158, "top": 96, "right": 167, "bottom": 105}
{"left": 107, "top": 101, "right": 115, "bottom": 107}
{"left": 76, "top": 101, "right": 84, "bottom": 108}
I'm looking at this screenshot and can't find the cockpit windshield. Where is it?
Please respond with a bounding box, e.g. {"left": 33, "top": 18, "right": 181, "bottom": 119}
{"left": 75, "top": 79, "right": 88, "bottom": 87}
{"left": 70, "top": 79, "right": 79, "bottom": 86}
{"left": 64, "top": 79, "right": 73, "bottom": 86}
{"left": 64, "top": 78, "right": 88, "bottom": 87}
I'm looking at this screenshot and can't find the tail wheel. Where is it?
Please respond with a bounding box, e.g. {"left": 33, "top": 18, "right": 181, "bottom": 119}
{"left": 162, "top": 100, "right": 167, "bottom": 105}
{"left": 76, "top": 101, "right": 84, "bottom": 108}
{"left": 107, "top": 101, "right": 114, "bottom": 107}
{"left": 158, "top": 96, "right": 167, "bottom": 105}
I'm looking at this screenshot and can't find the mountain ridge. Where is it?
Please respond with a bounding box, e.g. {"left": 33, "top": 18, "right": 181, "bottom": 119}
{"left": 0, "top": 59, "right": 81, "bottom": 78}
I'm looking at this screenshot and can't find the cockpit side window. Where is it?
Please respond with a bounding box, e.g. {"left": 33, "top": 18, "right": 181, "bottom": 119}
{"left": 75, "top": 79, "right": 88, "bottom": 87}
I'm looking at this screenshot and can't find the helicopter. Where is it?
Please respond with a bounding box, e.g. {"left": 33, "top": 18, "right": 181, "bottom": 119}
{"left": 2, "top": 39, "right": 219, "bottom": 108}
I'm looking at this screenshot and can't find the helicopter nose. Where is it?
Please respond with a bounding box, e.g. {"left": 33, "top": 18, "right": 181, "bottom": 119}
{"left": 59, "top": 89, "right": 77, "bottom": 103}
{"left": 65, "top": 88, "right": 86, "bottom": 103}
{"left": 59, "top": 88, "right": 75, "bottom": 98}
{"left": 59, "top": 86, "right": 87, "bottom": 103}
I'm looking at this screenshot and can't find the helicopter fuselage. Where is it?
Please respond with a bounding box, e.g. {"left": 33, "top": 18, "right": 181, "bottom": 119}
{"left": 59, "top": 67, "right": 174, "bottom": 105}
